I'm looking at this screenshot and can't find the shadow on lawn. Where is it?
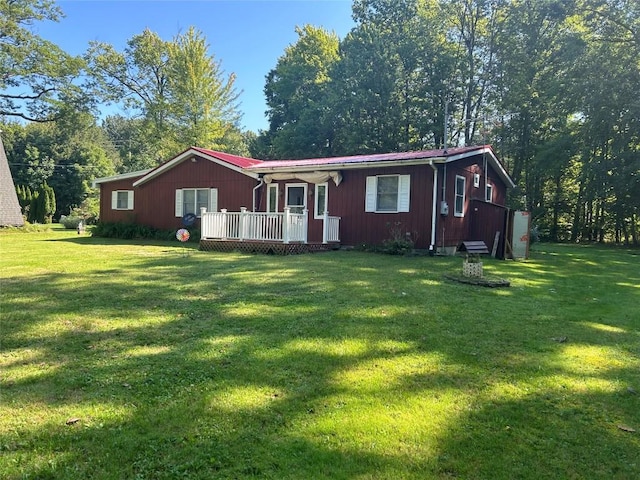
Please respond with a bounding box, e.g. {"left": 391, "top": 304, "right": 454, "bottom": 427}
{"left": 2, "top": 243, "right": 639, "bottom": 479}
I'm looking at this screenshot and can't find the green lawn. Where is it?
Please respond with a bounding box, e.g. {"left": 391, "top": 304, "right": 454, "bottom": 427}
{"left": 1, "top": 226, "right": 638, "bottom": 479}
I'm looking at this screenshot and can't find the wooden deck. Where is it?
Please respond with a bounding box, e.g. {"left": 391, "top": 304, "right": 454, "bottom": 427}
{"left": 199, "top": 239, "right": 340, "bottom": 255}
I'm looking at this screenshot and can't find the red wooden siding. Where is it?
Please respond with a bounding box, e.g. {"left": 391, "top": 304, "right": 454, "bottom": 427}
{"left": 469, "top": 200, "right": 508, "bottom": 258}
{"left": 97, "top": 148, "right": 511, "bottom": 251}
{"left": 100, "top": 155, "right": 258, "bottom": 231}
{"left": 259, "top": 164, "right": 437, "bottom": 249}
{"left": 435, "top": 155, "right": 509, "bottom": 250}
{"left": 98, "top": 176, "right": 145, "bottom": 225}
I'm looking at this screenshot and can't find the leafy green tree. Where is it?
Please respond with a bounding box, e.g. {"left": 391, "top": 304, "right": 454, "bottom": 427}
{"left": 41, "top": 182, "right": 54, "bottom": 223}
{"left": 445, "top": 0, "right": 502, "bottom": 146}
{"left": 331, "top": 0, "right": 457, "bottom": 154}
{"left": 101, "top": 115, "right": 158, "bottom": 172}
{"left": 85, "top": 29, "right": 177, "bottom": 160}
{"left": 492, "top": 0, "right": 580, "bottom": 209}
{"left": 4, "top": 115, "right": 117, "bottom": 218}
{"left": 166, "top": 26, "right": 242, "bottom": 150}
{"left": 86, "top": 27, "right": 245, "bottom": 160}
{"left": 262, "top": 25, "right": 340, "bottom": 158}
{"left": 0, "top": 0, "right": 86, "bottom": 122}
{"left": 569, "top": 0, "right": 640, "bottom": 244}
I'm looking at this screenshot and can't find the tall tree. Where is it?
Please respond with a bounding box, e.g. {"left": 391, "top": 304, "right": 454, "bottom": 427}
{"left": 263, "top": 25, "right": 340, "bottom": 159}
{"left": 445, "top": 0, "right": 501, "bottom": 146}
{"left": 166, "top": 26, "right": 241, "bottom": 150}
{"left": 86, "top": 27, "right": 244, "bottom": 161}
{"left": 570, "top": 0, "right": 640, "bottom": 244}
{"left": 492, "top": 0, "right": 579, "bottom": 208}
{"left": 334, "top": 0, "right": 456, "bottom": 154}
{"left": 85, "top": 29, "right": 176, "bottom": 160}
{"left": 0, "top": 0, "right": 86, "bottom": 122}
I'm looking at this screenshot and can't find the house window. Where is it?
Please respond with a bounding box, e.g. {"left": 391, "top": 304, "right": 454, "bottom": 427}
{"left": 286, "top": 183, "right": 307, "bottom": 214}
{"left": 485, "top": 184, "right": 494, "bottom": 203}
{"left": 175, "top": 188, "right": 218, "bottom": 217}
{"left": 365, "top": 175, "right": 410, "bottom": 213}
{"left": 111, "top": 190, "right": 134, "bottom": 210}
{"left": 267, "top": 184, "right": 278, "bottom": 213}
{"left": 454, "top": 175, "right": 466, "bottom": 217}
{"left": 473, "top": 173, "right": 480, "bottom": 188}
{"left": 314, "top": 183, "right": 328, "bottom": 218}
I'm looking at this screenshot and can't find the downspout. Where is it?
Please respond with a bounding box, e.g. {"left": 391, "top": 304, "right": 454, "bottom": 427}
{"left": 252, "top": 177, "right": 264, "bottom": 212}
{"left": 429, "top": 162, "right": 438, "bottom": 255}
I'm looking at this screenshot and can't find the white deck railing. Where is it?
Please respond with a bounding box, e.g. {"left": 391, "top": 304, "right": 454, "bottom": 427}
{"left": 323, "top": 214, "right": 340, "bottom": 243}
{"left": 200, "top": 207, "right": 340, "bottom": 244}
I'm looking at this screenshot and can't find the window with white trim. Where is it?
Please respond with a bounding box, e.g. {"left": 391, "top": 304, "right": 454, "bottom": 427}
{"left": 473, "top": 173, "right": 480, "bottom": 188}
{"left": 314, "top": 183, "right": 328, "bottom": 218}
{"left": 485, "top": 184, "right": 494, "bottom": 203}
{"left": 267, "top": 184, "right": 278, "bottom": 213}
{"left": 454, "top": 175, "right": 466, "bottom": 217}
{"left": 175, "top": 188, "right": 218, "bottom": 217}
{"left": 365, "top": 175, "right": 410, "bottom": 213}
{"left": 285, "top": 183, "right": 307, "bottom": 214}
{"left": 111, "top": 190, "right": 134, "bottom": 210}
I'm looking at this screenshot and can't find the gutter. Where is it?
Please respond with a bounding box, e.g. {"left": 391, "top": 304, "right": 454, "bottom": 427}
{"left": 429, "top": 162, "right": 438, "bottom": 254}
{"left": 252, "top": 177, "right": 264, "bottom": 212}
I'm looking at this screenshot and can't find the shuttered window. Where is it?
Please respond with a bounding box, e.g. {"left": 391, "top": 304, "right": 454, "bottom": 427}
{"left": 364, "top": 175, "right": 410, "bottom": 213}
{"left": 111, "top": 191, "right": 134, "bottom": 210}
{"left": 175, "top": 188, "right": 218, "bottom": 217}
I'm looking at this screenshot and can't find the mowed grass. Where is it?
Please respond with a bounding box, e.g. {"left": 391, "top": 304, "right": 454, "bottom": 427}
{"left": 1, "top": 225, "right": 638, "bottom": 479}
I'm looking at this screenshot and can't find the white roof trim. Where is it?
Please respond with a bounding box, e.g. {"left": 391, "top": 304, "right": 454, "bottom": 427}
{"left": 443, "top": 147, "right": 516, "bottom": 188}
{"left": 133, "top": 148, "right": 259, "bottom": 187}
{"left": 92, "top": 169, "right": 152, "bottom": 188}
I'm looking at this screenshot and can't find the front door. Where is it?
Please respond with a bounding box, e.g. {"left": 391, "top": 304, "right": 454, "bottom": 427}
{"left": 285, "top": 183, "right": 307, "bottom": 214}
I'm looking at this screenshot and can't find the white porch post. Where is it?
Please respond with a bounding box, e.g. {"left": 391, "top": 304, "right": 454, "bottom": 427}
{"left": 200, "top": 207, "right": 207, "bottom": 239}
{"left": 239, "top": 207, "right": 247, "bottom": 241}
{"left": 221, "top": 208, "right": 228, "bottom": 240}
{"left": 283, "top": 207, "right": 290, "bottom": 244}
{"left": 302, "top": 208, "right": 309, "bottom": 244}
{"left": 322, "top": 210, "right": 329, "bottom": 244}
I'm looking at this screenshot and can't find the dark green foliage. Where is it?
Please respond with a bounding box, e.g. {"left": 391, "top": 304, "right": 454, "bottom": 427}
{"left": 92, "top": 222, "right": 196, "bottom": 242}
{"left": 27, "top": 190, "right": 41, "bottom": 223}
{"left": 256, "top": 0, "right": 639, "bottom": 245}
{"left": 380, "top": 221, "right": 415, "bottom": 255}
{"left": 26, "top": 183, "right": 56, "bottom": 224}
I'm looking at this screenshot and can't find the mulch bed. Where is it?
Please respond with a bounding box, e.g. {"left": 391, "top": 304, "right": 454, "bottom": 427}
{"left": 444, "top": 273, "right": 511, "bottom": 287}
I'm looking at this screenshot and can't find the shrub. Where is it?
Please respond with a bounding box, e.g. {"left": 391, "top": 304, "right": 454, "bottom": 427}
{"left": 92, "top": 222, "right": 195, "bottom": 242}
{"left": 60, "top": 215, "right": 84, "bottom": 230}
{"left": 381, "top": 222, "right": 415, "bottom": 255}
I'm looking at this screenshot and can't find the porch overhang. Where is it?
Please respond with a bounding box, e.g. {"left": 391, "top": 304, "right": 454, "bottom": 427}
{"left": 263, "top": 171, "right": 343, "bottom": 186}
{"left": 250, "top": 157, "right": 447, "bottom": 175}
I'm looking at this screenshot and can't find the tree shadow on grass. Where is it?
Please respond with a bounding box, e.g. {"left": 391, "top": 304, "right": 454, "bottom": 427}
{"left": 1, "top": 243, "right": 639, "bottom": 479}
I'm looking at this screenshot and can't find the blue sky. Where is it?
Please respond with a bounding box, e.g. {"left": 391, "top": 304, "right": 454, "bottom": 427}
{"left": 36, "top": 0, "right": 355, "bottom": 132}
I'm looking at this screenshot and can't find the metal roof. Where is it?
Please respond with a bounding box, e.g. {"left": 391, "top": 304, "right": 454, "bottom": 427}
{"left": 191, "top": 147, "right": 263, "bottom": 168}
{"left": 248, "top": 146, "right": 482, "bottom": 170}
{"left": 92, "top": 145, "right": 515, "bottom": 190}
